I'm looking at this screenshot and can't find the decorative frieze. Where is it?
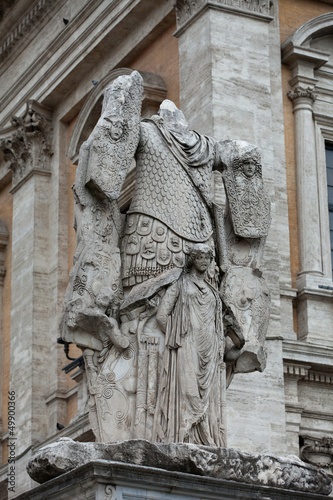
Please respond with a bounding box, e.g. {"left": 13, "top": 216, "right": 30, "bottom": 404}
{"left": 0, "top": 101, "right": 53, "bottom": 191}
{"left": 176, "top": 0, "right": 272, "bottom": 29}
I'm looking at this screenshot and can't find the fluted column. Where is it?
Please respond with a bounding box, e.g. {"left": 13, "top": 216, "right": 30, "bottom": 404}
{"left": 288, "top": 87, "right": 322, "bottom": 276}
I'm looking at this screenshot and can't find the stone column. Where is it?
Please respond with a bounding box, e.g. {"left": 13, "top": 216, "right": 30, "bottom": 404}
{"left": 0, "top": 220, "right": 9, "bottom": 458}
{"left": 288, "top": 87, "right": 322, "bottom": 277}
{"left": 282, "top": 43, "right": 332, "bottom": 345}
{"left": 0, "top": 101, "right": 53, "bottom": 495}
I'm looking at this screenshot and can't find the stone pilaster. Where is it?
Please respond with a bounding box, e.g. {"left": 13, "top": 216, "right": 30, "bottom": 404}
{"left": 283, "top": 362, "right": 311, "bottom": 456}
{"left": 175, "top": 0, "right": 289, "bottom": 456}
{"left": 0, "top": 101, "right": 53, "bottom": 495}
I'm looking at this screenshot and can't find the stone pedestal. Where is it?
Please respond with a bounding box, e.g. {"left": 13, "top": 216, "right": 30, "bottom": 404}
{"left": 17, "top": 439, "right": 332, "bottom": 499}
{"left": 15, "top": 459, "right": 332, "bottom": 500}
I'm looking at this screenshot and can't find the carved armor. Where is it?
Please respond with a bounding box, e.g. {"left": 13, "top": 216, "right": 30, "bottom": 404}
{"left": 122, "top": 119, "right": 217, "bottom": 286}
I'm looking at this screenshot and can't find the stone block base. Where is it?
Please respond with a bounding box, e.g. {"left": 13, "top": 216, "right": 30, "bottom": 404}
{"left": 14, "top": 459, "right": 331, "bottom": 500}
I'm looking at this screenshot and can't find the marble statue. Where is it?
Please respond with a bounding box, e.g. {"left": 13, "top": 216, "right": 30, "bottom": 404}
{"left": 61, "top": 70, "right": 271, "bottom": 444}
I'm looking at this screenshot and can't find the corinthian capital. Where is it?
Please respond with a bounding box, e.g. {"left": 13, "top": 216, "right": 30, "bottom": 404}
{"left": 287, "top": 86, "right": 316, "bottom": 103}
{"left": 0, "top": 101, "right": 53, "bottom": 191}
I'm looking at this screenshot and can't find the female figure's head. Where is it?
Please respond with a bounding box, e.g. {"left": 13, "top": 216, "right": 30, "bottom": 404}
{"left": 186, "top": 243, "right": 213, "bottom": 274}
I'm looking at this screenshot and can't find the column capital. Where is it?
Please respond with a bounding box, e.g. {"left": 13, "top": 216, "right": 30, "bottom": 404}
{"left": 0, "top": 100, "right": 53, "bottom": 193}
{"left": 175, "top": 0, "right": 273, "bottom": 35}
{"left": 287, "top": 87, "right": 317, "bottom": 113}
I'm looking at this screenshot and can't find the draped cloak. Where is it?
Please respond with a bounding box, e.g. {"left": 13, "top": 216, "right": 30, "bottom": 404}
{"left": 153, "top": 273, "right": 225, "bottom": 446}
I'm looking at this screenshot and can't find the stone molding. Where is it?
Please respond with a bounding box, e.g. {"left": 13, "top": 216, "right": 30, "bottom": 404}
{"left": 282, "top": 13, "right": 333, "bottom": 49}
{"left": 307, "top": 371, "right": 333, "bottom": 385}
{"left": 67, "top": 68, "right": 167, "bottom": 165}
{"left": 175, "top": 0, "right": 273, "bottom": 34}
{"left": 0, "top": 0, "right": 55, "bottom": 62}
{"left": 0, "top": 0, "right": 174, "bottom": 129}
{"left": 283, "top": 363, "right": 311, "bottom": 379}
{"left": 281, "top": 14, "right": 331, "bottom": 90}
{"left": 0, "top": 100, "right": 53, "bottom": 192}
{"left": 283, "top": 340, "right": 333, "bottom": 368}
{"left": 284, "top": 362, "right": 333, "bottom": 385}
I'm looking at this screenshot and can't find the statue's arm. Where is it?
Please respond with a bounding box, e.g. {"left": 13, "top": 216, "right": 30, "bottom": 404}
{"left": 156, "top": 282, "right": 180, "bottom": 333}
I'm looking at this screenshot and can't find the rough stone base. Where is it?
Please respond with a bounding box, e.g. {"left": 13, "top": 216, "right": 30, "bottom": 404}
{"left": 19, "top": 438, "right": 332, "bottom": 499}
{"left": 15, "top": 459, "right": 332, "bottom": 500}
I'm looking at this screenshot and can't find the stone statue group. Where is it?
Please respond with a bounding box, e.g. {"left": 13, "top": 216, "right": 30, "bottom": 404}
{"left": 61, "top": 71, "right": 271, "bottom": 446}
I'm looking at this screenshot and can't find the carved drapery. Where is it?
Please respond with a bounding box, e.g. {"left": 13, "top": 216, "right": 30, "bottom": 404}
{"left": 0, "top": 101, "right": 53, "bottom": 192}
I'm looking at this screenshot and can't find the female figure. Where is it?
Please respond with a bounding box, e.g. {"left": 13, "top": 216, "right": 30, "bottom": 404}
{"left": 153, "top": 244, "right": 225, "bottom": 446}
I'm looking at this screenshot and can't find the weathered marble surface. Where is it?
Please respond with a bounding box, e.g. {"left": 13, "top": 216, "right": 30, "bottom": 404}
{"left": 27, "top": 438, "right": 332, "bottom": 496}
{"left": 60, "top": 70, "right": 271, "bottom": 446}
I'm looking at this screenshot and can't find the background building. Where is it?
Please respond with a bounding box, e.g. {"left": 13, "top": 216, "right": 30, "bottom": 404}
{"left": 0, "top": 0, "right": 332, "bottom": 497}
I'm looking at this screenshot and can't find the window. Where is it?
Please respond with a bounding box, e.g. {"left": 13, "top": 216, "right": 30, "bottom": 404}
{"left": 326, "top": 142, "right": 333, "bottom": 279}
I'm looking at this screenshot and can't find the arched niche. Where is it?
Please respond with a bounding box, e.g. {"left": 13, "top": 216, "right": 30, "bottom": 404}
{"left": 67, "top": 68, "right": 167, "bottom": 165}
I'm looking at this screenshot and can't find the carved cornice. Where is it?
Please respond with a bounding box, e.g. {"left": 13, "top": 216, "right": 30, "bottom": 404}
{"left": 287, "top": 86, "right": 316, "bottom": 103}
{"left": 0, "top": 0, "right": 55, "bottom": 62}
{"left": 284, "top": 362, "right": 333, "bottom": 385}
{"left": 175, "top": 0, "right": 272, "bottom": 32}
{"left": 0, "top": 101, "right": 53, "bottom": 192}
{"left": 307, "top": 370, "right": 333, "bottom": 385}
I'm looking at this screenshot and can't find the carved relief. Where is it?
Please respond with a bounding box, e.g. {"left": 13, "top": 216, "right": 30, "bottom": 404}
{"left": 0, "top": 101, "right": 53, "bottom": 190}
{"left": 61, "top": 72, "right": 271, "bottom": 446}
{"left": 301, "top": 436, "right": 333, "bottom": 473}
{"left": 217, "top": 140, "right": 271, "bottom": 375}
{"left": 220, "top": 140, "right": 271, "bottom": 239}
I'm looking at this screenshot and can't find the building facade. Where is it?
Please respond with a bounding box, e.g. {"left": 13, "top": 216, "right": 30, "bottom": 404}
{"left": 0, "top": 0, "right": 332, "bottom": 497}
